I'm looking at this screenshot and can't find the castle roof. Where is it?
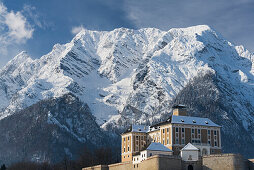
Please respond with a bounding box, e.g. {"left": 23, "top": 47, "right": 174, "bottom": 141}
{"left": 171, "top": 115, "right": 220, "bottom": 127}
{"left": 146, "top": 142, "right": 173, "bottom": 152}
{"left": 123, "top": 115, "right": 220, "bottom": 135}
{"left": 123, "top": 125, "right": 150, "bottom": 134}
{"left": 181, "top": 143, "right": 199, "bottom": 151}
{"left": 150, "top": 115, "right": 220, "bottom": 129}
{"left": 172, "top": 104, "right": 186, "bottom": 109}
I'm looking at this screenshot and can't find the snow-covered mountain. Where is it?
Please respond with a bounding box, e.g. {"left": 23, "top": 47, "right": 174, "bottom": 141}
{"left": 0, "top": 25, "right": 254, "bottom": 162}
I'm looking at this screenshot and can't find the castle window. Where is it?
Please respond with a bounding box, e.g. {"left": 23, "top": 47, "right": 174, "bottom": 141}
{"left": 137, "top": 164, "right": 138, "bottom": 168}
{"left": 141, "top": 136, "right": 143, "bottom": 140}
{"left": 198, "top": 129, "right": 200, "bottom": 134}
{"left": 192, "top": 129, "right": 194, "bottom": 133}
{"left": 208, "top": 130, "right": 210, "bottom": 135}
{"left": 167, "top": 128, "right": 169, "bottom": 132}
{"left": 163, "top": 129, "right": 165, "bottom": 133}
{"left": 176, "top": 138, "right": 179, "bottom": 144}
{"left": 182, "top": 139, "right": 185, "bottom": 144}
{"left": 124, "top": 138, "right": 126, "bottom": 141}
{"left": 150, "top": 153, "right": 152, "bottom": 156}
{"left": 128, "top": 136, "right": 130, "bottom": 140}
{"left": 176, "top": 127, "right": 179, "bottom": 132}
{"left": 182, "top": 128, "right": 185, "bottom": 133}
{"left": 136, "top": 146, "right": 138, "bottom": 151}
{"left": 214, "top": 130, "right": 217, "bottom": 135}
{"left": 163, "top": 139, "right": 165, "bottom": 144}
{"left": 128, "top": 146, "right": 129, "bottom": 151}
{"left": 215, "top": 141, "right": 217, "bottom": 146}
{"left": 136, "top": 136, "right": 138, "bottom": 140}
{"left": 134, "top": 165, "right": 135, "bottom": 168}
{"left": 167, "top": 138, "right": 169, "bottom": 144}
{"left": 124, "top": 148, "right": 125, "bottom": 152}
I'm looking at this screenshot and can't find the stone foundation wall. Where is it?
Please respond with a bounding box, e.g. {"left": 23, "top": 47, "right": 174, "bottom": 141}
{"left": 83, "top": 153, "right": 253, "bottom": 170}
{"left": 83, "top": 155, "right": 181, "bottom": 170}
{"left": 109, "top": 155, "right": 181, "bottom": 170}
{"left": 82, "top": 165, "right": 109, "bottom": 170}
{"left": 203, "top": 154, "right": 246, "bottom": 170}
{"left": 108, "top": 161, "right": 133, "bottom": 170}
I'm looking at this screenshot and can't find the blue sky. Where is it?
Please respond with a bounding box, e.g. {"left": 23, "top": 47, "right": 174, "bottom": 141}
{"left": 0, "top": 0, "right": 253, "bottom": 68}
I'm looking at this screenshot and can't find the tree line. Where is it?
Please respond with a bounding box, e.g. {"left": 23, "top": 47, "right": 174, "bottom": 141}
{"left": 3, "top": 146, "right": 120, "bottom": 170}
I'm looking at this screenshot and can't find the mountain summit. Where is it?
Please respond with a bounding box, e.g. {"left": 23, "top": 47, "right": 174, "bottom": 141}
{"left": 0, "top": 25, "right": 253, "bottom": 163}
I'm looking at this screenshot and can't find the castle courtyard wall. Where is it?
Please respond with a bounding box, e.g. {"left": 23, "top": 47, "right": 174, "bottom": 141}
{"left": 82, "top": 165, "right": 109, "bottom": 170}
{"left": 83, "top": 155, "right": 181, "bottom": 170}
{"left": 203, "top": 154, "right": 246, "bottom": 170}
{"left": 109, "top": 155, "right": 181, "bottom": 170}
{"left": 83, "top": 154, "right": 254, "bottom": 170}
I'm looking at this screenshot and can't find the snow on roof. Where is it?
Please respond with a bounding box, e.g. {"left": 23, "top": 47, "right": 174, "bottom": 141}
{"left": 132, "top": 125, "right": 150, "bottom": 133}
{"left": 171, "top": 115, "right": 220, "bottom": 127}
{"left": 146, "top": 142, "right": 172, "bottom": 152}
{"left": 172, "top": 104, "right": 186, "bottom": 108}
{"left": 181, "top": 143, "right": 199, "bottom": 151}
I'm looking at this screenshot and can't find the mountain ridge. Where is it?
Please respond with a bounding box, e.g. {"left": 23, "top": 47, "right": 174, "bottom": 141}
{"left": 0, "top": 25, "right": 254, "bottom": 162}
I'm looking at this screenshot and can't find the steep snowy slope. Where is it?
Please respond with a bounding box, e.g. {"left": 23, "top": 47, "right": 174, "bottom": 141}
{"left": 0, "top": 28, "right": 172, "bottom": 124}
{"left": 0, "top": 25, "right": 254, "bottom": 159}
{"left": 104, "top": 26, "right": 254, "bottom": 131}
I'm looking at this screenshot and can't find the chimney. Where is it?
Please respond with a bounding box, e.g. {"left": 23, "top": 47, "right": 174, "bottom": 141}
{"left": 172, "top": 105, "right": 187, "bottom": 116}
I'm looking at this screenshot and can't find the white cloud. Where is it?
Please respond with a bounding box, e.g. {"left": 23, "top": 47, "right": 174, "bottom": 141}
{"left": 71, "top": 25, "right": 84, "bottom": 35}
{"left": 0, "top": 3, "right": 34, "bottom": 42}
{"left": 0, "top": 2, "right": 35, "bottom": 67}
{"left": 5, "top": 11, "right": 33, "bottom": 41}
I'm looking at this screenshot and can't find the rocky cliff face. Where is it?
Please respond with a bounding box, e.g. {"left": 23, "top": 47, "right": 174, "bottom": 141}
{"left": 0, "top": 93, "right": 112, "bottom": 164}
{"left": 0, "top": 25, "right": 253, "bottom": 163}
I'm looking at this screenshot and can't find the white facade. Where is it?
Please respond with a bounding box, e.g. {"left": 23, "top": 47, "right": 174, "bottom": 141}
{"left": 181, "top": 150, "right": 199, "bottom": 161}
{"left": 180, "top": 143, "right": 199, "bottom": 161}
{"left": 133, "top": 150, "right": 173, "bottom": 164}
{"left": 132, "top": 142, "right": 173, "bottom": 164}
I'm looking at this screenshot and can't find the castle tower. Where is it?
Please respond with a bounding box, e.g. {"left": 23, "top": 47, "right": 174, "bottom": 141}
{"left": 172, "top": 105, "right": 187, "bottom": 116}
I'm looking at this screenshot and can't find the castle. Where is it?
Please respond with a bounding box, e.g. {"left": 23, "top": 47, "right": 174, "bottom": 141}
{"left": 121, "top": 105, "right": 221, "bottom": 162}
{"left": 83, "top": 105, "right": 254, "bottom": 170}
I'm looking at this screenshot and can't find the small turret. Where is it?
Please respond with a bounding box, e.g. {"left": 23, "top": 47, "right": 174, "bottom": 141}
{"left": 172, "top": 105, "right": 187, "bottom": 116}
